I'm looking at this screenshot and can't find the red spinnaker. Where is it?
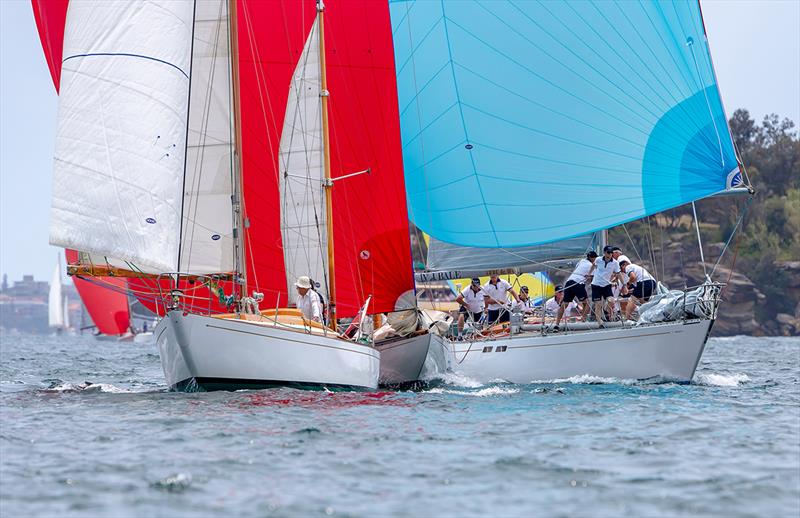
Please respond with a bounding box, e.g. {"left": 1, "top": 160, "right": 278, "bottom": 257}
{"left": 31, "top": 0, "right": 67, "bottom": 91}
{"left": 237, "top": 0, "right": 413, "bottom": 317}
{"left": 325, "top": 0, "right": 414, "bottom": 316}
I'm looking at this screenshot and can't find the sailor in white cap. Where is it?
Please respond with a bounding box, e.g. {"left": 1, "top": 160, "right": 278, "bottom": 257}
{"left": 295, "top": 276, "right": 322, "bottom": 323}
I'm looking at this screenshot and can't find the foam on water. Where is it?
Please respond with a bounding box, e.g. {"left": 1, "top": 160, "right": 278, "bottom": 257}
{"left": 428, "top": 371, "right": 484, "bottom": 388}
{"left": 427, "top": 386, "right": 520, "bottom": 397}
{"left": 41, "top": 381, "right": 142, "bottom": 394}
{"left": 530, "top": 374, "right": 640, "bottom": 385}
{"left": 694, "top": 372, "right": 751, "bottom": 387}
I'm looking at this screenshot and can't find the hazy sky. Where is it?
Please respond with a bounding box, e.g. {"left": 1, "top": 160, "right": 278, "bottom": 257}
{"left": 1, "top": 0, "right": 799, "bottom": 283}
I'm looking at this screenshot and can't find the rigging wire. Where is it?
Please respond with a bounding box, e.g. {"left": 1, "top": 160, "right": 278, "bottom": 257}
{"left": 691, "top": 201, "right": 708, "bottom": 279}
{"left": 710, "top": 197, "right": 752, "bottom": 277}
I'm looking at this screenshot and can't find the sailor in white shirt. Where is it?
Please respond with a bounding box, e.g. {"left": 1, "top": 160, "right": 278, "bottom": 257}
{"left": 607, "top": 251, "right": 633, "bottom": 314}
{"left": 554, "top": 251, "right": 595, "bottom": 330}
{"left": 456, "top": 278, "right": 485, "bottom": 336}
{"left": 545, "top": 285, "right": 579, "bottom": 317}
{"left": 513, "top": 285, "right": 536, "bottom": 314}
{"left": 483, "top": 275, "right": 519, "bottom": 324}
{"left": 295, "top": 275, "right": 322, "bottom": 323}
{"left": 589, "top": 246, "right": 622, "bottom": 325}
{"left": 619, "top": 259, "right": 657, "bottom": 320}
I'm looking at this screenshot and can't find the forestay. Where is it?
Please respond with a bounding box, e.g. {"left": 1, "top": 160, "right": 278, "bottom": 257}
{"left": 50, "top": 0, "right": 194, "bottom": 273}
{"left": 278, "top": 18, "right": 328, "bottom": 306}
{"left": 389, "top": 0, "right": 739, "bottom": 248}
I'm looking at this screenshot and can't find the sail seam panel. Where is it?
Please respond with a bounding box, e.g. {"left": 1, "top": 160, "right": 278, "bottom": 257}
{"left": 439, "top": 1, "right": 497, "bottom": 245}
{"left": 489, "top": 1, "right": 672, "bottom": 128}
{"left": 465, "top": 141, "right": 673, "bottom": 177}
{"left": 440, "top": 16, "right": 652, "bottom": 135}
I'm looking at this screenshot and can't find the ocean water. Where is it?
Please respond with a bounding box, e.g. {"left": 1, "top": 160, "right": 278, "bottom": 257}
{"left": 0, "top": 333, "right": 798, "bottom": 518}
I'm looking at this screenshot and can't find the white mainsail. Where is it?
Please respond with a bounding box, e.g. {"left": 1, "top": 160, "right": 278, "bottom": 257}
{"left": 48, "top": 261, "right": 64, "bottom": 328}
{"left": 278, "top": 18, "right": 328, "bottom": 305}
{"left": 49, "top": 0, "right": 195, "bottom": 274}
{"left": 179, "top": 0, "right": 236, "bottom": 275}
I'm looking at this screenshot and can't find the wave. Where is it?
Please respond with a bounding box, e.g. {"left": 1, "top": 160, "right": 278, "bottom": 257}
{"left": 425, "top": 371, "right": 484, "bottom": 388}
{"left": 41, "top": 381, "right": 139, "bottom": 394}
{"left": 427, "top": 386, "right": 520, "bottom": 397}
{"left": 694, "top": 372, "right": 751, "bottom": 387}
{"left": 530, "top": 374, "right": 640, "bottom": 385}
{"left": 151, "top": 473, "right": 192, "bottom": 492}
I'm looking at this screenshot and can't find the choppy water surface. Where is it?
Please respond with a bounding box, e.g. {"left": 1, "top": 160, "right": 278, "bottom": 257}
{"left": 1, "top": 333, "right": 798, "bottom": 517}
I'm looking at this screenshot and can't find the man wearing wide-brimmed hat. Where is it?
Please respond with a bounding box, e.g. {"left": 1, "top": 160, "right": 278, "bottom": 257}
{"left": 295, "top": 276, "right": 322, "bottom": 323}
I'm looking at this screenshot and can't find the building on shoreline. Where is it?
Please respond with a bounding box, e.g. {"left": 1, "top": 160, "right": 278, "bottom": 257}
{"left": 0, "top": 274, "right": 81, "bottom": 334}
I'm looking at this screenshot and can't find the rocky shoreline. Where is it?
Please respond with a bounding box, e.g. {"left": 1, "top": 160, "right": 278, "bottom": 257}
{"left": 643, "top": 237, "right": 798, "bottom": 337}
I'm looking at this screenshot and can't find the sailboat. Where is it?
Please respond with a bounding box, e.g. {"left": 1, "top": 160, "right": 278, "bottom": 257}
{"left": 44, "top": 0, "right": 444, "bottom": 390}
{"left": 389, "top": 0, "right": 752, "bottom": 383}
{"left": 48, "top": 255, "right": 69, "bottom": 333}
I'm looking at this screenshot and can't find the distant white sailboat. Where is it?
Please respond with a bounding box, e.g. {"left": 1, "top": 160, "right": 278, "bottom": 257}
{"left": 48, "top": 255, "right": 69, "bottom": 332}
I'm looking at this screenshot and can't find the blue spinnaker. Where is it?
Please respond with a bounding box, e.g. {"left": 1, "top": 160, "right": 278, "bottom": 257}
{"left": 390, "top": 0, "right": 738, "bottom": 248}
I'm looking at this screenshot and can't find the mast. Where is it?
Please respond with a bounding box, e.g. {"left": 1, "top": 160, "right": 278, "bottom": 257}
{"left": 228, "top": 0, "right": 248, "bottom": 304}
{"left": 318, "top": 0, "right": 336, "bottom": 329}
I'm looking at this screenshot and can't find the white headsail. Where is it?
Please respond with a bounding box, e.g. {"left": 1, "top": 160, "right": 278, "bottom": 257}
{"left": 49, "top": 0, "right": 195, "bottom": 274}
{"left": 278, "top": 18, "right": 328, "bottom": 305}
{"left": 179, "top": 0, "right": 236, "bottom": 275}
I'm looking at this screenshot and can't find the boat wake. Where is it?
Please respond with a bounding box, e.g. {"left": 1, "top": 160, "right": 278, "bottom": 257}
{"left": 693, "top": 372, "right": 751, "bottom": 387}
{"left": 426, "top": 386, "right": 520, "bottom": 397}
{"left": 423, "top": 371, "right": 485, "bottom": 388}
{"left": 40, "top": 381, "right": 145, "bottom": 394}
{"left": 530, "top": 374, "right": 641, "bottom": 386}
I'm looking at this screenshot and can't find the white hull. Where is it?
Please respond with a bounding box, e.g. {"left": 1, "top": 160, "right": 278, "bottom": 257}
{"left": 446, "top": 319, "right": 713, "bottom": 384}
{"left": 375, "top": 333, "right": 447, "bottom": 387}
{"left": 155, "top": 311, "right": 379, "bottom": 391}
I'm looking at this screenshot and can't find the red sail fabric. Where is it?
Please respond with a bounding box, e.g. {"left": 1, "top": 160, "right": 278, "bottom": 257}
{"left": 324, "top": 0, "right": 414, "bottom": 316}
{"left": 236, "top": 0, "right": 413, "bottom": 317}
{"left": 31, "top": 0, "right": 68, "bottom": 91}
{"left": 64, "top": 250, "right": 131, "bottom": 335}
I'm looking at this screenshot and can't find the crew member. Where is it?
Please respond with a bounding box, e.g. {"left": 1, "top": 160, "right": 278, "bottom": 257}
{"left": 456, "top": 278, "right": 485, "bottom": 336}
{"left": 589, "top": 246, "right": 622, "bottom": 325}
{"left": 619, "top": 260, "right": 657, "bottom": 320}
{"left": 483, "top": 274, "right": 519, "bottom": 324}
{"left": 514, "top": 285, "right": 536, "bottom": 314}
{"left": 295, "top": 275, "right": 322, "bottom": 323}
{"left": 609, "top": 248, "right": 630, "bottom": 314}
{"left": 545, "top": 285, "right": 578, "bottom": 318}
{"left": 554, "top": 251, "right": 596, "bottom": 330}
